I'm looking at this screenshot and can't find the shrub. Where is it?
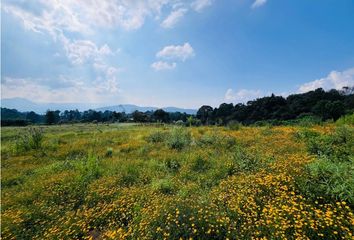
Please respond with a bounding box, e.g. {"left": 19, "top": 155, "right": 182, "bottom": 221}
{"left": 175, "top": 120, "right": 185, "bottom": 126}
{"left": 15, "top": 127, "right": 44, "bottom": 153}
{"left": 293, "top": 128, "right": 320, "bottom": 141}
{"left": 191, "top": 156, "right": 211, "bottom": 172}
{"left": 306, "top": 125, "right": 353, "bottom": 162}
{"left": 152, "top": 179, "right": 175, "bottom": 194}
{"left": 105, "top": 148, "right": 113, "bottom": 157}
{"left": 165, "top": 158, "right": 181, "bottom": 172}
{"left": 118, "top": 165, "right": 140, "bottom": 187}
{"left": 75, "top": 154, "right": 102, "bottom": 183}
{"left": 227, "top": 120, "right": 242, "bottom": 130}
{"left": 227, "top": 147, "right": 261, "bottom": 175}
{"left": 196, "top": 133, "right": 219, "bottom": 146}
{"left": 296, "top": 125, "right": 354, "bottom": 206}
{"left": 146, "top": 131, "right": 166, "bottom": 143}
{"left": 166, "top": 127, "right": 192, "bottom": 150}
{"left": 296, "top": 156, "right": 354, "bottom": 206}
{"left": 336, "top": 113, "right": 354, "bottom": 125}
{"left": 296, "top": 115, "right": 322, "bottom": 127}
{"left": 197, "top": 133, "right": 236, "bottom": 148}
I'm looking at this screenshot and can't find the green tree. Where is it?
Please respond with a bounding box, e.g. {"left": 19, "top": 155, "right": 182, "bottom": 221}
{"left": 153, "top": 109, "right": 170, "bottom": 123}
{"left": 196, "top": 105, "right": 214, "bottom": 125}
{"left": 45, "top": 110, "right": 56, "bottom": 125}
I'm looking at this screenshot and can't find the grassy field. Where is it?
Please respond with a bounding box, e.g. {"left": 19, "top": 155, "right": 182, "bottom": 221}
{"left": 1, "top": 123, "right": 353, "bottom": 239}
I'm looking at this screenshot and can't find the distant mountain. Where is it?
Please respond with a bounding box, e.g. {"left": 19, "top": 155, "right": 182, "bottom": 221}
{"left": 1, "top": 98, "right": 103, "bottom": 114}
{"left": 1, "top": 98, "right": 197, "bottom": 114}
{"left": 95, "top": 105, "right": 197, "bottom": 114}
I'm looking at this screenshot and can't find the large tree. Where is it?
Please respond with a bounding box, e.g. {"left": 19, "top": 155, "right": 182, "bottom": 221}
{"left": 153, "top": 109, "right": 170, "bottom": 123}
{"left": 196, "top": 105, "right": 214, "bottom": 124}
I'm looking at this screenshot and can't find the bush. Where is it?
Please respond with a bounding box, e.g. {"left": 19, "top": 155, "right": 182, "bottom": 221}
{"left": 296, "top": 125, "right": 354, "bottom": 206}
{"left": 296, "top": 114, "right": 322, "bottom": 127}
{"left": 336, "top": 113, "right": 354, "bottom": 125}
{"left": 196, "top": 133, "right": 219, "bottom": 146}
{"left": 227, "top": 120, "right": 242, "bottom": 130}
{"left": 293, "top": 128, "right": 320, "bottom": 141}
{"left": 166, "top": 127, "right": 191, "bottom": 150}
{"left": 296, "top": 156, "right": 354, "bottom": 206}
{"left": 75, "top": 154, "right": 102, "bottom": 183}
{"left": 15, "top": 127, "right": 44, "bottom": 153}
{"left": 165, "top": 158, "right": 181, "bottom": 172}
{"left": 197, "top": 133, "right": 237, "bottom": 148}
{"left": 146, "top": 131, "right": 166, "bottom": 143}
{"left": 227, "top": 147, "right": 261, "bottom": 175}
{"left": 306, "top": 126, "right": 353, "bottom": 162}
{"left": 118, "top": 165, "right": 141, "bottom": 187}
{"left": 152, "top": 179, "right": 175, "bottom": 194}
{"left": 191, "top": 156, "right": 211, "bottom": 172}
{"left": 105, "top": 148, "right": 113, "bottom": 157}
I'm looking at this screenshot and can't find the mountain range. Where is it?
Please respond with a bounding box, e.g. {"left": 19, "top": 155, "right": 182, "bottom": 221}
{"left": 1, "top": 98, "right": 197, "bottom": 114}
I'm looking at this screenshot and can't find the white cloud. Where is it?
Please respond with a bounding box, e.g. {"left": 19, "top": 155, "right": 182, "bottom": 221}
{"left": 151, "top": 61, "right": 177, "bottom": 71}
{"left": 298, "top": 68, "right": 354, "bottom": 93}
{"left": 225, "top": 89, "right": 263, "bottom": 103}
{"left": 4, "top": 0, "right": 171, "bottom": 34}
{"left": 4, "top": 0, "right": 212, "bottom": 34}
{"left": 161, "top": 8, "right": 188, "bottom": 28}
{"left": 60, "top": 38, "right": 113, "bottom": 65}
{"left": 191, "top": 0, "right": 212, "bottom": 12}
{"left": 156, "top": 43, "right": 195, "bottom": 61}
{"left": 1, "top": 76, "right": 120, "bottom": 103}
{"left": 251, "top": 0, "right": 267, "bottom": 9}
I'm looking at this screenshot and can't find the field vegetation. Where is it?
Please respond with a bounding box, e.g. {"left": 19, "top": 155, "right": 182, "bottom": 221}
{"left": 1, "top": 119, "right": 354, "bottom": 239}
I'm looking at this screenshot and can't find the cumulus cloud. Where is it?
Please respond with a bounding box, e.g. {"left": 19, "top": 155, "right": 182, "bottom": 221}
{"left": 60, "top": 38, "right": 113, "bottom": 65}
{"left": 1, "top": 76, "right": 119, "bottom": 103}
{"left": 224, "top": 89, "right": 263, "bottom": 103}
{"left": 251, "top": 0, "right": 267, "bottom": 9}
{"left": 4, "top": 0, "right": 213, "bottom": 34}
{"left": 191, "top": 0, "right": 213, "bottom": 12}
{"left": 156, "top": 43, "right": 195, "bottom": 61}
{"left": 298, "top": 68, "right": 354, "bottom": 93}
{"left": 151, "top": 61, "right": 177, "bottom": 71}
{"left": 4, "top": 0, "right": 170, "bottom": 34}
{"left": 161, "top": 8, "right": 188, "bottom": 28}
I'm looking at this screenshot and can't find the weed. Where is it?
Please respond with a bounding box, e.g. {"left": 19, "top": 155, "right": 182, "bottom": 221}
{"left": 15, "top": 127, "right": 43, "bottom": 153}
{"left": 105, "top": 147, "right": 113, "bottom": 157}
{"left": 191, "top": 156, "right": 211, "bottom": 172}
{"left": 152, "top": 178, "right": 175, "bottom": 195}
{"left": 146, "top": 131, "right": 166, "bottom": 143}
{"left": 165, "top": 158, "right": 181, "bottom": 173}
{"left": 166, "top": 127, "right": 192, "bottom": 150}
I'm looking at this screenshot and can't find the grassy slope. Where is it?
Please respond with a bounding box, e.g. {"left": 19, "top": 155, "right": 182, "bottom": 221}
{"left": 1, "top": 123, "right": 353, "bottom": 239}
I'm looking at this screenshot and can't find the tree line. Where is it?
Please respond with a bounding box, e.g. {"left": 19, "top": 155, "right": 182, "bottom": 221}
{"left": 1, "top": 87, "right": 353, "bottom": 126}
{"left": 0, "top": 108, "right": 193, "bottom": 126}
{"left": 196, "top": 87, "right": 354, "bottom": 125}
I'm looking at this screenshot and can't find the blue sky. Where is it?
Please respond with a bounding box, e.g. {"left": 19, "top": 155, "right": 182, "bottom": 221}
{"left": 2, "top": 0, "right": 354, "bottom": 108}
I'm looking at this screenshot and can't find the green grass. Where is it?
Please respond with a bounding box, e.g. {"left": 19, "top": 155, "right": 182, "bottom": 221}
{"left": 1, "top": 123, "right": 353, "bottom": 239}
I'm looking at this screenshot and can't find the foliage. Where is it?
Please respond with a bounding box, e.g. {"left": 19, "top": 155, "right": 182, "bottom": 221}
{"left": 196, "top": 87, "right": 353, "bottom": 125}
{"left": 1, "top": 123, "right": 354, "bottom": 239}
{"left": 336, "top": 113, "right": 354, "bottom": 125}
{"left": 15, "top": 127, "right": 44, "bottom": 152}
{"left": 152, "top": 178, "right": 175, "bottom": 195}
{"left": 146, "top": 131, "right": 167, "bottom": 143}
{"left": 296, "top": 125, "right": 354, "bottom": 206}
{"left": 105, "top": 147, "right": 113, "bottom": 157}
{"left": 227, "top": 120, "right": 242, "bottom": 130}
{"left": 164, "top": 158, "right": 181, "bottom": 172}
{"left": 166, "top": 127, "right": 192, "bottom": 150}
{"left": 297, "top": 156, "right": 354, "bottom": 205}
{"left": 227, "top": 147, "right": 262, "bottom": 175}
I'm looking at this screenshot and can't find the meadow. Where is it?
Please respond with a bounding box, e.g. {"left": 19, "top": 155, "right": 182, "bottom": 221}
{"left": 1, "top": 122, "right": 353, "bottom": 239}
